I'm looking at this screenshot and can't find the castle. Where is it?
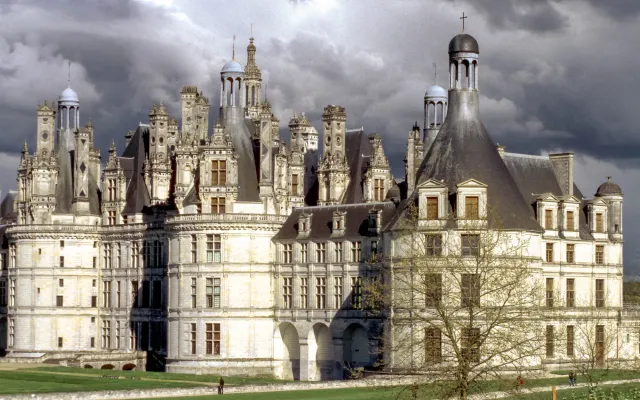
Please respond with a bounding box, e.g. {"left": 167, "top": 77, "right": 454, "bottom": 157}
{"left": 0, "top": 29, "right": 634, "bottom": 381}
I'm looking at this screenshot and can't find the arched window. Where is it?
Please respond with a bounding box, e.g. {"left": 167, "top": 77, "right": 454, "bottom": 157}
{"left": 251, "top": 86, "right": 256, "bottom": 106}
{"left": 461, "top": 60, "right": 470, "bottom": 89}
{"left": 472, "top": 61, "right": 478, "bottom": 89}
{"left": 436, "top": 102, "right": 444, "bottom": 125}
{"left": 428, "top": 102, "right": 436, "bottom": 127}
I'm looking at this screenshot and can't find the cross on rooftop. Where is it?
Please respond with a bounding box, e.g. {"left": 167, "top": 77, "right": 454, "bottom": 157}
{"left": 460, "top": 12, "right": 468, "bottom": 32}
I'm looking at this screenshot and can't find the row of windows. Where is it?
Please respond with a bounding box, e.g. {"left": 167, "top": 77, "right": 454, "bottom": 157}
{"left": 281, "top": 241, "right": 366, "bottom": 264}
{"left": 190, "top": 277, "right": 221, "bottom": 308}
{"left": 545, "top": 325, "right": 605, "bottom": 358}
{"left": 545, "top": 278, "right": 606, "bottom": 308}
{"left": 282, "top": 276, "right": 364, "bottom": 309}
{"left": 543, "top": 209, "right": 614, "bottom": 234}
{"left": 424, "top": 196, "right": 479, "bottom": 220}
{"left": 0, "top": 279, "right": 15, "bottom": 307}
{"left": 188, "top": 322, "right": 221, "bottom": 355}
{"left": 544, "top": 243, "right": 605, "bottom": 264}
{"left": 190, "top": 234, "right": 222, "bottom": 263}
{"left": 52, "top": 280, "right": 163, "bottom": 309}
{"left": 51, "top": 321, "right": 166, "bottom": 352}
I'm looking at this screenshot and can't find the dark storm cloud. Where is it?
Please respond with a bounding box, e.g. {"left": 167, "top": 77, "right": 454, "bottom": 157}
{"left": 449, "top": 0, "right": 568, "bottom": 33}
{"left": 1, "top": 0, "right": 640, "bottom": 272}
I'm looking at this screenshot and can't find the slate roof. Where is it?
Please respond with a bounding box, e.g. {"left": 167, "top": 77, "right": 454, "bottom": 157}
{"left": 220, "top": 108, "right": 260, "bottom": 202}
{"left": 121, "top": 125, "right": 151, "bottom": 214}
{"left": 273, "top": 201, "right": 397, "bottom": 242}
{"left": 596, "top": 178, "right": 623, "bottom": 196}
{"left": 343, "top": 128, "right": 373, "bottom": 204}
{"left": 413, "top": 90, "right": 542, "bottom": 232}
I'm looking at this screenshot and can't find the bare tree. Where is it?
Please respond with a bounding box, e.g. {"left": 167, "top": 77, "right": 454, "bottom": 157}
{"left": 364, "top": 205, "right": 547, "bottom": 399}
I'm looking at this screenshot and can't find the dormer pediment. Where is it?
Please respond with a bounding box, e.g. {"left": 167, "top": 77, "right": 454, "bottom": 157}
{"left": 560, "top": 195, "right": 581, "bottom": 204}
{"left": 417, "top": 178, "right": 447, "bottom": 189}
{"left": 456, "top": 178, "right": 488, "bottom": 189}
{"left": 589, "top": 197, "right": 608, "bottom": 207}
{"left": 536, "top": 193, "right": 559, "bottom": 203}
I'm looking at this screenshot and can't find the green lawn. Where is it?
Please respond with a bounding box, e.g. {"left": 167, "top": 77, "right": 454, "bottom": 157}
{"left": 25, "top": 366, "right": 290, "bottom": 386}
{"left": 145, "top": 387, "right": 407, "bottom": 400}
{"left": 503, "top": 382, "right": 640, "bottom": 400}
{"left": 0, "top": 370, "right": 201, "bottom": 394}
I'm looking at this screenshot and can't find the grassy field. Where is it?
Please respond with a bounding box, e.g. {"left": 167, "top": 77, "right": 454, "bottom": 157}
{"left": 0, "top": 367, "right": 638, "bottom": 398}
{"left": 0, "top": 370, "right": 201, "bottom": 394}
{"left": 502, "top": 382, "right": 640, "bottom": 400}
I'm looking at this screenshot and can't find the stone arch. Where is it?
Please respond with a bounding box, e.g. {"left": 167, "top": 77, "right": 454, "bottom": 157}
{"left": 123, "top": 363, "right": 136, "bottom": 371}
{"left": 308, "top": 323, "right": 333, "bottom": 381}
{"left": 461, "top": 60, "right": 470, "bottom": 89}
{"left": 343, "top": 323, "right": 370, "bottom": 366}
{"left": 84, "top": 364, "right": 93, "bottom": 369}
{"left": 427, "top": 102, "right": 436, "bottom": 127}
{"left": 101, "top": 364, "right": 115, "bottom": 370}
{"left": 226, "top": 77, "right": 234, "bottom": 106}
{"left": 450, "top": 61, "right": 458, "bottom": 89}
{"left": 436, "top": 102, "right": 444, "bottom": 125}
{"left": 274, "top": 322, "right": 300, "bottom": 380}
{"left": 472, "top": 60, "right": 478, "bottom": 89}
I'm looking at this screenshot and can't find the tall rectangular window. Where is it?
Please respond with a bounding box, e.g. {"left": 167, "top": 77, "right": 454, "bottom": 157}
{"left": 205, "top": 278, "right": 221, "bottom": 308}
{"left": 211, "top": 197, "right": 226, "bottom": 214}
{"left": 9, "top": 244, "right": 15, "bottom": 268}
{"left": 153, "top": 280, "right": 161, "bottom": 309}
{"left": 58, "top": 337, "right": 63, "bottom": 348}
{"left": 426, "top": 234, "right": 442, "bottom": 256}
{"left": 351, "top": 241, "right": 362, "bottom": 262}
{"left": 316, "top": 243, "right": 326, "bottom": 263}
{"left": 595, "top": 279, "right": 605, "bottom": 308}
{"left": 206, "top": 323, "right": 221, "bottom": 355}
{"left": 465, "top": 196, "right": 479, "bottom": 219}
{"left": 566, "top": 244, "right": 575, "bottom": 263}
{"left": 566, "top": 211, "right": 575, "bottom": 231}
{"left": 190, "top": 323, "right": 197, "bottom": 355}
{"left": 595, "top": 245, "right": 604, "bottom": 265}
{"left": 211, "top": 160, "right": 227, "bottom": 185}
{"left": 374, "top": 178, "right": 385, "bottom": 201}
{"left": 567, "top": 325, "right": 574, "bottom": 357}
{"left": 116, "top": 243, "right": 121, "bottom": 268}
{"left": 142, "top": 281, "right": 150, "bottom": 308}
{"left": 283, "top": 244, "right": 293, "bottom": 263}
{"left": 191, "top": 277, "right": 197, "bottom": 308}
{"left": 104, "top": 243, "right": 112, "bottom": 269}
{"left": 108, "top": 210, "right": 116, "bottom": 225}
{"left": 566, "top": 278, "right": 575, "bottom": 308}
{"left": 59, "top": 256, "right": 65, "bottom": 268}
{"left": 56, "top": 295, "right": 64, "bottom": 307}
{"left": 461, "top": 274, "right": 480, "bottom": 307}
{"left": 206, "top": 235, "right": 221, "bottom": 263}
{"left": 117, "top": 281, "right": 122, "bottom": 308}
{"left": 546, "top": 325, "right": 554, "bottom": 357}
{"left": 132, "top": 242, "right": 139, "bottom": 268}
{"left": 131, "top": 280, "right": 139, "bottom": 308}
{"left": 315, "top": 277, "right": 326, "bottom": 309}
{"left": 116, "top": 321, "right": 121, "bottom": 349}
{"left": 334, "top": 242, "right": 343, "bottom": 262}
{"left": 461, "top": 328, "right": 480, "bottom": 362}
{"left": 191, "top": 235, "right": 197, "bottom": 263}
{"left": 283, "top": 277, "right": 293, "bottom": 308}
{"left": 545, "top": 209, "right": 553, "bottom": 229}
{"left": 546, "top": 278, "right": 554, "bottom": 307}
{"left": 59, "top": 279, "right": 64, "bottom": 287}
{"left": 301, "top": 243, "right": 308, "bottom": 263}
{"left": 0, "top": 280, "right": 6, "bottom": 306}
{"left": 596, "top": 325, "right": 605, "bottom": 364}
{"left": 103, "top": 280, "right": 111, "bottom": 308}
{"left": 545, "top": 243, "right": 554, "bottom": 262}
{"left": 426, "top": 196, "right": 439, "bottom": 219}
{"left": 595, "top": 213, "right": 603, "bottom": 233}
{"left": 300, "top": 277, "right": 308, "bottom": 308}
{"left": 8, "top": 319, "right": 14, "bottom": 347}
{"left": 9, "top": 279, "right": 15, "bottom": 307}
{"left": 92, "top": 295, "right": 97, "bottom": 308}
{"left": 351, "top": 277, "right": 362, "bottom": 309}
{"left": 1, "top": 252, "right": 6, "bottom": 270}
{"left": 461, "top": 234, "right": 479, "bottom": 257}
{"left": 425, "top": 328, "right": 442, "bottom": 363}
{"left": 425, "top": 274, "right": 442, "bottom": 307}
{"left": 291, "top": 174, "right": 299, "bottom": 196}
{"left": 334, "top": 277, "right": 343, "bottom": 309}
{"left": 102, "top": 320, "right": 111, "bottom": 349}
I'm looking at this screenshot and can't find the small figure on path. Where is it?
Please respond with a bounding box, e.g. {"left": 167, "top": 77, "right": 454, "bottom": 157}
{"left": 218, "top": 376, "right": 225, "bottom": 394}
{"left": 515, "top": 374, "right": 524, "bottom": 392}
{"left": 581, "top": 364, "right": 586, "bottom": 376}
{"left": 568, "top": 371, "right": 575, "bottom": 386}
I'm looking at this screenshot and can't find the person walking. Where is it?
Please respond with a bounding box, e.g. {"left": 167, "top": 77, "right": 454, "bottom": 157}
{"left": 218, "top": 376, "right": 225, "bottom": 394}
{"left": 515, "top": 374, "right": 524, "bottom": 392}
{"left": 568, "top": 371, "right": 575, "bottom": 386}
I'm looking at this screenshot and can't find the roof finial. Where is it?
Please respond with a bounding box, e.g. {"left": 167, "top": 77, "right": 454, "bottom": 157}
{"left": 607, "top": 176, "right": 612, "bottom": 182}
{"left": 265, "top": 83, "right": 268, "bottom": 101}
{"left": 232, "top": 35, "right": 236, "bottom": 60}
{"left": 67, "top": 60, "right": 71, "bottom": 88}
{"left": 460, "top": 12, "right": 468, "bottom": 32}
{"left": 250, "top": 23, "right": 253, "bottom": 39}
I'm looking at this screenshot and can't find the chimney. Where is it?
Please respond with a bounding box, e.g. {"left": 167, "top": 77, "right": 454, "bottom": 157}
{"left": 549, "top": 153, "right": 574, "bottom": 196}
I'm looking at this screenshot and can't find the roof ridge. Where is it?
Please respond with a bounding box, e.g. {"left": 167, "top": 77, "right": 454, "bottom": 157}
{"left": 503, "top": 152, "right": 549, "bottom": 160}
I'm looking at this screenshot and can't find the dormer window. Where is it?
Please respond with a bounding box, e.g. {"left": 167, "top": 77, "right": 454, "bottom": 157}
{"left": 374, "top": 179, "right": 385, "bottom": 201}
{"left": 291, "top": 174, "right": 299, "bottom": 196}
{"left": 595, "top": 213, "right": 603, "bottom": 233}
{"left": 368, "top": 210, "right": 381, "bottom": 236}
{"left": 298, "top": 213, "right": 312, "bottom": 238}
{"left": 545, "top": 209, "right": 553, "bottom": 230}
{"left": 465, "top": 196, "right": 479, "bottom": 219}
{"left": 332, "top": 211, "right": 346, "bottom": 237}
{"left": 426, "top": 197, "right": 439, "bottom": 219}
{"left": 566, "top": 211, "right": 575, "bottom": 231}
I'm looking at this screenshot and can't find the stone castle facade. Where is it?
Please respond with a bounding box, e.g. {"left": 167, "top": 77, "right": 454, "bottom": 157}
{"left": 0, "top": 31, "right": 634, "bottom": 380}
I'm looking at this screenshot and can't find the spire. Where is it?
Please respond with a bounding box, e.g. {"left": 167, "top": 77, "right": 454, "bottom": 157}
{"left": 67, "top": 60, "right": 71, "bottom": 88}
{"left": 232, "top": 35, "right": 236, "bottom": 60}
{"left": 433, "top": 62, "right": 436, "bottom": 85}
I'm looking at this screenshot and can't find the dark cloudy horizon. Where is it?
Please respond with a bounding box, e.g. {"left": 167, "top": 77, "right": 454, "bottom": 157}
{"left": 1, "top": 0, "right": 640, "bottom": 274}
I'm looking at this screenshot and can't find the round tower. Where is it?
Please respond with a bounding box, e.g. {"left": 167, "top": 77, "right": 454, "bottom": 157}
{"left": 58, "top": 86, "right": 80, "bottom": 131}
{"left": 423, "top": 84, "right": 448, "bottom": 149}
{"left": 448, "top": 33, "right": 479, "bottom": 90}
{"left": 595, "top": 176, "right": 623, "bottom": 241}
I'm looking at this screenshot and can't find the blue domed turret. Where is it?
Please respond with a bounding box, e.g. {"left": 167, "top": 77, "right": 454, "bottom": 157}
{"left": 221, "top": 60, "right": 244, "bottom": 74}
{"left": 425, "top": 85, "right": 447, "bottom": 98}
{"left": 59, "top": 87, "right": 79, "bottom": 103}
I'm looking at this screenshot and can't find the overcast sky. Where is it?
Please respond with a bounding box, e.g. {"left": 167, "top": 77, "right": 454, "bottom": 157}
{"left": 1, "top": 0, "right": 640, "bottom": 274}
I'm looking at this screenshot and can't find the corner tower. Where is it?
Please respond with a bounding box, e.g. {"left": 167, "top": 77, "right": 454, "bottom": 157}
{"left": 244, "top": 35, "right": 262, "bottom": 120}
{"left": 423, "top": 84, "right": 448, "bottom": 149}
